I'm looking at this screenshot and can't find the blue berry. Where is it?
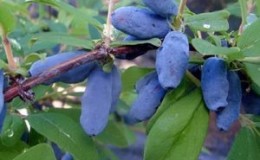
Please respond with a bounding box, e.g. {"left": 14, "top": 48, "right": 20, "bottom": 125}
{"left": 143, "top": 0, "right": 178, "bottom": 18}
{"left": 156, "top": 31, "right": 189, "bottom": 89}
{"left": 112, "top": 6, "right": 170, "bottom": 39}
{"left": 29, "top": 51, "right": 96, "bottom": 84}
{"left": 201, "top": 57, "right": 229, "bottom": 111}
{"left": 127, "top": 73, "right": 166, "bottom": 122}
{"left": 80, "top": 67, "right": 113, "bottom": 136}
{"left": 216, "top": 71, "right": 241, "bottom": 131}
{"left": 110, "top": 66, "right": 122, "bottom": 112}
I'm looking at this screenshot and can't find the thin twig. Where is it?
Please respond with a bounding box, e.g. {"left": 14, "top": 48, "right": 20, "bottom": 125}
{"left": 103, "top": 0, "right": 115, "bottom": 48}
{"left": 2, "top": 34, "right": 17, "bottom": 70}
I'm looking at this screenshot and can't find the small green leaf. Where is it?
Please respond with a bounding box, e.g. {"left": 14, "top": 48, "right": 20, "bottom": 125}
{"left": 13, "top": 144, "right": 56, "bottom": 160}
{"left": 122, "top": 67, "right": 154, "bottom": 92}
{"left": 0, "top": 59, "right": 8, "bottom": 70}
{"left": 111, "top": 38, "right": 161, "bottom": 48}
{"left": 30, "top": 32, "right": 94, "bottom": 50}
{"left": 252, "top": 82, "right": 260, "bottom": 95}
{"left": 25, "top": 0, "right": 102, "bottom": 30}
{"left": 0, "top": 2, "right": 16, "bottom": 35}
{"left": 244, "top": 63, "right": 260, "bottom": 88}
{"left": 96, "top": 121, "right": 130, "bottom": 147}
{"left": 0, "top": 141, "right": 28, "bottom": 160}
{"left": 23, "top": 53, "right": 43, "bottom": 68}
{"left": 227, "top": 127, "right": 260, "bottom": 160}
{"left": 144, "top": 89, "right": 208, "bottom": 160}
{"left": 184, "top": 10, "right": 230, "bottom": 32}
{"left": 1, "top": 115, "right": 26, "bottom": 147}
{"left": 226, "top": 2, "right": 241, "bottom": 17}
{"left": 27, "top": 113, "right": 98, "bottom": 160}
{"left": 238, "top": 19, "right": 260, "bottom": 57}
{"left": 192, "top": 38, "right": 241, "bottom": 58}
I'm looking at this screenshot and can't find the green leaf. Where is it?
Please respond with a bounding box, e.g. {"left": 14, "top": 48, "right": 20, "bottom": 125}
{"left": 0, "top": 2, "right": 16, "bottom": 35}
{"left": 257, "top": 0, "right": 260, "bottom": 16}
{"left": 146, "top": 77, "right": 195, "bottom": 133}
{"left": 0, "top": 59, "right": 8, "bottom": 70}
{"left": 144, "top": 89, "right": 208, "bottom": 160}
{"left": 13, "top": 143, "right": 56, "bottom": 160}
{"left": 25, "top": 0, "right": 102, "bottom": 30}
{"left": 238, "top": 19, "right": 260, "bottom": 57}
{"left": 27, "top": 113, "right": 98, "bottom": 160}
{"left": 1, "top": 115, "right": 26, "bottom": 147}
{"left": 227, "top": 127, "right": 260, "bottom": 160}
{"left": 30, "top": 32, "right": 94, "bottom": 50}
{"left": 226, "top": 2, "right": 241, "bottom": 17}
{"left": 252, "top": 82, "right": 260, "bottom": 95}
{"left": 244, "top": 63, "right": 260, "bottom": 87}
{"left": 22, "top": 53, "right": 43, "bottom": 68}
{"left": 122, "top": 67, "right": 154, "bottom": 92}
{"left": 239, "top": 0, "right": 247, "bottom": 25}
{"left": 96, "top": 121, "right": 130, "bottom": 147}
{"left": 192, "top": 38, "right": 241, "bottom": 59}
{"left": 111, "top": 38, "right": 161, "bottom": 48}
{"left": 184, "top": 10, "right": 230, "bottom": 32}
{"left": 0, "top": 141, "right": 28, "bottom": 160}
{"left": 165, "top": 102, "right": 208, "bottom": 160}
{"left": 47, "top": 108, "right": 81, "bottom": 123}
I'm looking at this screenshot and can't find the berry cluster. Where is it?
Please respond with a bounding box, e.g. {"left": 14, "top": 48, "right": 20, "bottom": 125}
{"left": 29, "top": 51, "right": 122, "bottom": 136}
{"left": 112, "top": 1, "right": 189, "bottom": 124}
{"left": 201, "top": 57, "right": 242, "bottom": 131}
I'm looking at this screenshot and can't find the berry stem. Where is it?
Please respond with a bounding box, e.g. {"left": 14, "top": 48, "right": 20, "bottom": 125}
{"left": 178, "top": 0, "right": 187, "bottom": 16}
{"left": 186, "top": 70, "right": 201, "bottom": 87}
{"left": 2, "top": 34, "right": 17, "bottom": 71}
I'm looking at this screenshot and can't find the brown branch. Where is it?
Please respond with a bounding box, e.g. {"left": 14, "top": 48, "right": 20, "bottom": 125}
{"left": 4, "top": 44, "right": 156, "bottom": 102}
{"left": 2, "top": 35, "right": 17, "bottom": 70}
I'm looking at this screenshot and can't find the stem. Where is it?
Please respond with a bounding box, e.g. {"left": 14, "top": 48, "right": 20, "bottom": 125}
{"left": 104, "top": 0, "right": 115, "bottom": 48}
{"left": 4, "top": 44, "right": 155, "bottom": 102}
{"left": 2, "top": 34, "right": 17, "bottom": 70}
{"left": 239, "top": 56, "right": 260, "bottom": 64}
{"left": 186, "top": 70, "right": 201, "bottom": 87}
{"left": 174, "top": 0, "right": 188, "bottom": 31}
{"left": 178, "top": 0, "right": 187, "bottom": 16}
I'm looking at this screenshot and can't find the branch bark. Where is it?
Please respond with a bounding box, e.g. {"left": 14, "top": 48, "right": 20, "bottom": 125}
{"left": 4, "top": 44, "right": 156, "bottom": 102}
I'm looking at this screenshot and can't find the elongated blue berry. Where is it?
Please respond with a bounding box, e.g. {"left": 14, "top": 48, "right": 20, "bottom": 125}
{"left": 127, "top": 74, "right": 166, "bottom": 122}
{"left": 135, "top": 71, "right": 157, "bottom": 93}
{"left": 201, "top": 57, "right": 229, "bottom": 111}
{"left": 61, "top": 153, "right": 73, "bottom": 160}
{"left": 216, "top": 71, "right": 241, "bottom": 131}
{"left": 111, "top": 6, "right": 170, "bottom": 39}
{"left": 0, "top": 70, "right": 4, "bottom": 115}
{"left": 156, "top": 31, "right": 189, "bottom": 89}
{"left": 80, "top": 67, "right": 113, "bottom": 136}
{"left": 110, "top": 66, "right": 122, "bottom": 112}
{"left": 29, "top": 51, "right": 96, "bottom": 84}
{"left": 143, "top": 0, "right": 178, "bottom": 18}
{"left": 0, "top": 105, "right": 6, "bottom": 133}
